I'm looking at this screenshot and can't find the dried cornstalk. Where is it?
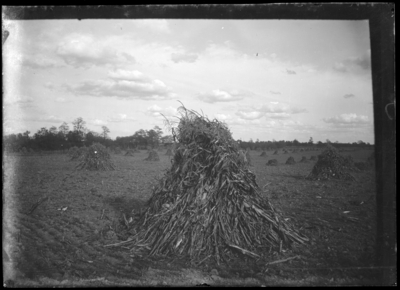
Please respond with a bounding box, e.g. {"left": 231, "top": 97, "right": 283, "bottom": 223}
{"left": 76, "top": 143, "right": 115, "bottom": 171}
{"left": 121, "top": 104, "right": 308, "bottom": 266}
{"left": 307, "top": 144, "right": 357, "bottom": 181}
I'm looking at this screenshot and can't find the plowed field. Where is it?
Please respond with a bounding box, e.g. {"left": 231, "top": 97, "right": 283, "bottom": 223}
{"left": 3, "top": 148, "right": 379, "bottom": 286}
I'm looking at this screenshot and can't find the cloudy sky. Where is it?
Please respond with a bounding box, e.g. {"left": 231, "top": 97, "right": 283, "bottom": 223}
{"left": 3, "top": 19, "right": 374, "bottom": 143}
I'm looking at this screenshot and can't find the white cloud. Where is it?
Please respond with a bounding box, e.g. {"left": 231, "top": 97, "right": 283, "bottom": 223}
{"left": 333, "top": 62, "right": 347, "bottom": 72}
{"left": 56, "top": 33, "right": 135, "bottom": 69}
{"left": 171, "top": 52, "right": 198, "bottom": 63}
{"left": 235, "top": 102, "right": 307, "bottom": 121}
{"left": 88, "top": 119, "right": 108, "bottom": 126}
{"left": 267, "top": 113, "right": 292, "bottom": 119}
{"left": 333, "top": 51, "right": 371, "bottom": 73}
{"left": 323, "top": 113, "right": 369, "bottom": 125}
{"left": 55, "top": 97, "right": 67, "bottom": 103}
{"left": 64, "top": 70, "right": 175, "bottom": 100}
{"left": 258, "top": 102, "right": 306, "bottom": 115}
{"left": 146, "top": 105, "right": 178, "bottom": 118}
{"left": 203, "top": 42, "right": 240, "bottom": 60}
{"left": 235, "top": 110, "right": 264, "bottom": 120}
{"left": 107, "top": 113, "right": 136, "bottom": 123}
{"left": 198, "top": 89, "right": 246, "bottom": 103}
{"left": 214, "top": 113, "right": 232, "bottom": 121}
{"left": 22, "top": 54, "right": 64, "bottom": 69}
{"left": 25, "top": 115, "right": 65, "bottom": 123}
{"left": 4, "top": 95, "right": 35, "bottom": 107}
{"left": 270, "top": 91, "right": 281, "bottom": 95}
{"left": 108, "top": 69, "right": 147, "bottom": 82}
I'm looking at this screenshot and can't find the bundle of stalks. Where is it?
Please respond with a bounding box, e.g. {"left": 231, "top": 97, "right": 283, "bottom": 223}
{"left": 300, "top": 149, "right": 304, "bottom": 152}
{"left": 28, "top": 148, "right": 34, "bottom": 153}
{"left": 117, "top": 105, "right": 308, "bottom": 266}
{"left": 145, "top": 150, "right": 160, "bottom": 161}
{"left": 76, "top": 143, "right": 115, "bottom": 171}
{"left": 306, "top": 144, "right": 356, "bottom": 181}
{"left": 124, "top": 149, "right": 135, "bottom": 156}
{"left": 273, "top": 150, "right": 278, "bottom": 155}
{"left": 343, "top": 155, "right": 360, "bottom": 172}
{"left": 283, "top": 149, "right": 288, "bottom": 154}
{"left": 245, "top": 150, "right": 252, "bottom": 166}
{"left": 113, "top": 147, "right": 122, "bottom": 154}
{"left": 266, "top": 159, "right": 278, "bottom": 166}
{"left": 285, "top": 156, "right": 296, "bottom": 165}
{"left": 68, "top": 146, "right": 79, "bottom": 158}
{"left": 70, "top": 146, "right": 87, "bottom": 161}
{"left": 165, "top": 148, "right": 173, "bottom": 156}
{"left": 310, "top": 156, "right": 317, "bottom": 161}
{"left": 299, "top": 156, "right": 308, "bottom": 163}
{"left": 20, "top": 147, "right": 28, "bottom": 154}
{"left": 260, "top": 151, "right": 267, "bottom": 157}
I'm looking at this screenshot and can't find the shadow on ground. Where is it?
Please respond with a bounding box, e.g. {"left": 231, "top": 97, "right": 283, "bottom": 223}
{"left": 104, "top": 196, "right": 147, "bottom": 216}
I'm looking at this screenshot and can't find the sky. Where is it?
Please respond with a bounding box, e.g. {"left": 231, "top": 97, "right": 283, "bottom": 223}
{"left": 3, "top": 19, "right": 374, "bottom": 144}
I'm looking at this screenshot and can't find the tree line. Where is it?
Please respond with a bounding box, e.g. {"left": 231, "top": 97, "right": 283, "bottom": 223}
{"left": 3, "top": 117, "right": 173, "bottom": 153}
{"left": 237, "top": 137, "right": 373, "bottom": 151}
{"left": 3, "top": 117, "right": 373, "bottom": 153}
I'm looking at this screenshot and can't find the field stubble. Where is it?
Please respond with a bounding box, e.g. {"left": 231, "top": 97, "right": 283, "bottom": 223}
{"left": 3, "top": 148, "right": 378, "bottom": 286}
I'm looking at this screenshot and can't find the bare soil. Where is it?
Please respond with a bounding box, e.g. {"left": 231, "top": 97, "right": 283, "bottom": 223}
{"left": 3, "top": 148, "right": 379, "bottom": 286}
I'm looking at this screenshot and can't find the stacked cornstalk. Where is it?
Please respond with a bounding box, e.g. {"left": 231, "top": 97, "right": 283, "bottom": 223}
{"left": 125, "top": 149, "right": 135, "bottom": 156}
{"left": 70, "top": 146, "right": 88, "bottom": 161}
{"left": 68, "top": 146, "right": 79, "bottom": 158}
{"left": 343, "top": 155, "right": 358, "bottom": 171}
{"left": 113, "top": 147, "right": 122, "bottom": 154}
{"left": 165, "top": 148, "right": 173, "bottom": 156}
{"left": 273, "top": 150, "right": 278, "bottom": 155}
{"left": 285, "top": 156, "right": 296, "bottom": 165}
{"left": 260, "top": 151, "right": 267, "bottom": 157}
{"left": 145, "top": 150, "right": 160, "bottom": 161}
{"left": 299, "top": 156, "right": 308, "bottom": 163}
{"left": 245, "top": 150, "right": 252, "bottom": 166}
{"left": 310, "top": 156, "right": 317, "bottom": 161}
{"left": 306, "top": 144, "right": 356, "bottom": 181}
{"left": 20, "top": 147, "right": 28, "bottom": 154}
{"left": 119, "top": 105, "right": 308, "bottom": 265}
{"left": 76, "top": 143, "right": 115, "bottom": 171}
{"left": 266, "top": 159, "right": 278, "bottom": 166}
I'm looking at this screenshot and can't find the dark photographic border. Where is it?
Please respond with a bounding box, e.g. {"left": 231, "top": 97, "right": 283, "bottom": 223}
{"left": 2, "top": 4, "right": 396, "bottom": 286}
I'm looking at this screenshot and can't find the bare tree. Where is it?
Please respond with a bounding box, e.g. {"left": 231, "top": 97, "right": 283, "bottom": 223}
{"left": 58, "top": 122, "right": 69, "bottom": 136}
{"left": 72, "top": 117, "right": 86, "bottom": 136}
{"left": 101, "top": 126, "right": 110, "bottom": 140}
